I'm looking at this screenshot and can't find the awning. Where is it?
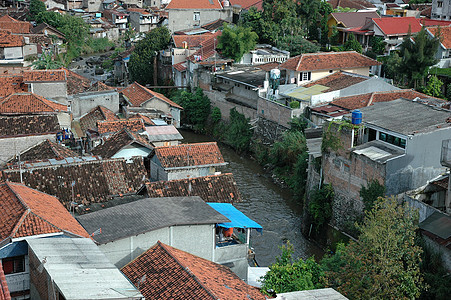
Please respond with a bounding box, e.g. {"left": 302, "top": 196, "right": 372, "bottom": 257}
{"left": 207, "top": 203, "right": 263, "bottom": 233}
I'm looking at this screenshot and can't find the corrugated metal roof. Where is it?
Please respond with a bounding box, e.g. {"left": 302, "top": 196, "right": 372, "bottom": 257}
{"left": 420, "top": 211, "right": 451, "bottom": 240}
{"left": 27, "top": 238, "right": 143, "bottom": 300}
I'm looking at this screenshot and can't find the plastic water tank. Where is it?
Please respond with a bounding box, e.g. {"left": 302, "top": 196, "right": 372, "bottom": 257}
{"left": 270, "top": 69, "right": 280, "bottom": 80}
{"left": 351, "top": 110, "right": 362, "bottom": 125}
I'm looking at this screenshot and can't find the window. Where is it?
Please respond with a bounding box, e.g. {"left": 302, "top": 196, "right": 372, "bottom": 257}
{"left": 2, "top": 256, "right": 25, "bottom": 275}
{"left": 301, "top": 72, "right": 311, "bottom": 81}
{"left": 438, "top": 1, "right": 443, "bottom": 8}
{"left": 193, "top": 12, "right": 200, "bottom": 21}
{"left": 379, "top": 132, "right": 406, "bottom": 149}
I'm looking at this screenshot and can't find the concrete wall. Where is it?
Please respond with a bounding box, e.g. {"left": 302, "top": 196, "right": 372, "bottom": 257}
{"left": 30, "top": 82, "right": 67, "bottom": 99}
{"left": 70, "top": 90, "right": 119, "bottom": 119}
{"left": 23, "top": 44, "right": 37, "bottom": 58}
{"left": 99, "top": 224, "right": 215, "bottom": 269}
{"left": 339, "top": 77, "right": 398, "bottom": 98}
{"left": 0, "top": 134, "right": 55, "bottom": 166}
{"left": 167, "top": 8, "right": 232, "bottom": 33}
{"left": 4, "top": 47, "right": 23, "bottom": 59}
{"left": 57, "top": 112, "right": 72, "bottom": 129}
{"left": 214, "top": 244, "right": 248, "bottom": 281}
{"left": 432, "top": 0, "right": 451, "bottom": 19}
{"left": 257, "top": 97, "right": 292, "bottom": 128}
{"left": 150, "top": 156, "right": 215, "bottom": 181}
{"left": 422, "top": 233, "right": 451, "bottom": 272}
{"left": 84, "top": 0, "right": 102, "bottom": 12}
{"left": 112, "top": 144, "right": 151, "bottom": 159}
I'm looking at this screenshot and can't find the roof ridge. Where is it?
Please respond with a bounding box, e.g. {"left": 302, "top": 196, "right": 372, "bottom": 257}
{"left": 158, "top": 242, "right": 218, "bottom": 300}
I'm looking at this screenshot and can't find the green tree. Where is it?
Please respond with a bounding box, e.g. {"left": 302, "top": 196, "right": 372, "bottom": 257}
{"left": 370, "top": 36, "right": 386, "bottom": 55}
{"left": 172, "top": 88, "right": 211, "bottom": 130}
{"left": 276, "top": 35, "right": 319, "bottom": 56}
{"left": 344, "top": 34, "right": 362, "bottom": 53}
{"left": 322, "top": 197, "right": 424, "bottom": 299}
{"left": 382, "top": 52, "right": 402, "bottom": 83}
{"left": 129, "top": 27, "right": 171, "bottom": 85}
{"left": 32, "top": 52, "right": 63, "bottom": 70}
{"left": 359, "top": 179, "right": 385, "bottom": 211}
{"left": 225, "top": 108, "right": 253, "bottom": 152}
{"left": 308, "top": 184, "right": 334, "bottom": 227}
{"left": 217, "top": 24, "right": 258, "bottom": 62}
{"left": 261, "top": 241, "right": 325, "bottom": 295}
{"left": 36, "top": 11, "right": 63, "bottom": 29}
{"left": 398, "top": 28, "right": 440, "bottom": 88}
{"left": 423, "top": 74, "right": 444, "bottom": 97}
{"left": 29, "top": 0, "right": 46, "bottom": 21}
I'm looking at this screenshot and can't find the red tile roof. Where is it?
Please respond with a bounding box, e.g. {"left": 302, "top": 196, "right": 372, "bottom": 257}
{"left": 92, "top": 128, "right": 153, "bottom": 158}
{"left": 427, "top": 26, "right": 451, "bottom": 49}
{"left": 141, "top": 173, "right": 241, "bottom": 203}
{"left": 97, "top": 119, "right": 145, "bottom": 134}
{"left": 120, "top": 82, "right": 182, "bottom": 109}
{"left": 372, "top": 17, "right": 422, "bottom": 36}
{"left": 303, "top": 71, "right": 368, "bottom": 92}
{"left": 23, "top": 70, "right": 66, "bottom": 82}
{"left": 0, "top": 114, "right": 60, "bottom": 137}
{"left": 229, "top": 0, "right": 263, "bottom": 10}
{"left": 166, "top": 0, "right": 222, "bottom": 9}
{"left": 2, "top": 157, "right": 147, "bottom": 208}
{"left": 0, "top": 181, "right": 90, "bottom": 242}
{"left": 10, "top": 139, "right": 78, "bottom": 163}
{"left": 173, "top": 61, "right": 187, "bottom": 72}
{"left": 172, "top": 33, "right": 213, "bottom": 48}
{"left": 127, "top": 8, "right": 152, "bottom": 14}
{"left": 79, "top": 105, "right": 118, "bottom": 132}
{"left": 0, "top": 29, "right": 25, "bottom": 47}
{"left": 153, "top": 142, "right": 225, "bottom": 168}
{"left": 0, "top": 18, "right": 31, "bottom": 34}
{"left": 187, "top": 32, "right": 222, "bottom": 63}
{"left": 0, "top": 258, "right": 11, "bottom": 300}
{"left": 0, "top": 74, "right": 28, "bottom": 98}
{"left": 121, "top": 241, "right": 266, "bottom": 300}
{"left": 0, "top": 93, "right": 67, "bottom": 114}
{"left": 130, "top": 113, "right": 156, "bottom": 125}
{"left": 280, "top": 51, "right": 380, "bottom": 72}
{"left": 0, "top": 15, "right": 18, "bottom": 22}
{"left": 420, "top": 19, "right": 451, "bottom": 27}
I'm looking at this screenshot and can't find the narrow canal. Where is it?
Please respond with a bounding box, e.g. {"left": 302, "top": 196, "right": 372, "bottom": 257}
{"left": 180, "top": 129, "right": 324, "bottom": 267}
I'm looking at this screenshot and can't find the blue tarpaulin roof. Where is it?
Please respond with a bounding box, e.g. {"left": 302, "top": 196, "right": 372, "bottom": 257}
{"left": 207, "top": 203, "right": 263, "bottom": 233}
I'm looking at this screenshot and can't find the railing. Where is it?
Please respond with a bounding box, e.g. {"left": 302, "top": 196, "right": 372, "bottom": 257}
{"left": 5, "top": 272, "right": 30, "bottom": 293}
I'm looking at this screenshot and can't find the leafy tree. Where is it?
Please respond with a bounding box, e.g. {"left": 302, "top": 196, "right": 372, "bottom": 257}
{"left": 261, "top": 241, "right": 324, "bottom": 295}
{"left": 217, "top": 24, "right": 258, "bottom": 62}
{"left": 210, "top": 107, "right": 222, "bottom": 125}
{"left": 29, "top": 0, "right": 46, "bottom": 21}
{"left": 398, "top": 28, "right": 440, "bottom": 88}
{"left": 32, "top": 52, "right": 63, "bottom": 69}
{"left": 36, "top": 11, "right": 63, "bottom": 29}
{"left": 322, "top": 197, "right": 424, "bottom": 299}
{"left": 359, "top": 179, "right": 385, "bottom": 211}
{"left": 382, "top": 52, "right": 402, "bottom": 83}
{"left": 344, "top": 34, "right": 362, "bottom": 53}
{"left": 289, "top": 116, "right": 308, "bottom": 133}
{"left": 129, "top": 27, "right": 171, "bottom": 85}
{"left": 270, "top": 131, "right": 306, "bottom": 169}
{"left": 370, "top": 36, "right": 386, "bottom": 55}
{"left": 423, "top": 74, "right": 444, "bottom": 97}
{"left": 308, "top": 184, "right": 334, "bottom": 227}
{"left": 276, "top": 35, "right": 319, "bottom": 56}
{"left": 225, "top": 108, "right": 253, "bottom": 152}
{"left": 172, "top": 88, "right": 211, "bottom": 130}
{"left": 447, "top": 83, "right": 451, "bottom": 100}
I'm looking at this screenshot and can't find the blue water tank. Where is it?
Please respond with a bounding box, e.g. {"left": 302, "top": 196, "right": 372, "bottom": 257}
{"left": 351, "top": 110, "right": 362, "bottom": 125}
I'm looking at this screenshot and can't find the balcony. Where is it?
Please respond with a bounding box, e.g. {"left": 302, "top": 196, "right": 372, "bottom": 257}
{"left": 5, "top": 272, "right": 30, "bottom": 293}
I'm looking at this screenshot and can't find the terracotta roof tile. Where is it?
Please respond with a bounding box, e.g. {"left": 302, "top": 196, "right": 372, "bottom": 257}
{"left": 0, "top": 114, "right": 60, "bottom": 137}
{"left": 229, "top": 0, "right": 263, "bottom": 10}
{"left": 2, "top": 157, "right": 147, "bottom": 208}
{"left": 172, "top": 33, "right": 213, "bottom": 48}
{"left": 23, "top": 70, "right": 66, "bottom": 82}
{"left": 79, "top": 105, "right": 118, "bottom": 132}
{"left": 173, "top": 61, "right": 187, "bottom": 72}
{"left": 328, "top": 0, "right": 375, "bottom": 9}
{"left": 427, "top": 26, "right": 451, "bottom": 49}
{"left": 120, "top": 82, "right": 182, "bottom": 109}
{"left": 97, "top": 119, "right": 145, "bottom": 134}
{"left": 0, "top": 182, "right": 90, "bottom": 242}
{"left": 280, "top": 51, "right": 380, "bottom": 72}
{"left": 130, "top": 113, "right": 155, "bottom": 125}
{"left": 0, "top": 261, "right": 11, "bottom": 300}
{"left": 0, "top": 92, "right": 67, "bottom": 114}
{"left": 0, "top": 29, "right": 25, "bottom": 47}
{"left": 166, "top": 0, "right": 222, "bottom": 9}
{"left": 63, "top": 68, "right": 91, "bottom": 95}
{"left": 122, "top": 241, "right": 266, "bottom": 300}
{"left": 421, "top": 19, "right": 451, "bottom": 27}
{"left": 142, "top": 173, "right": 241, "bottom": 203}
{"left": 0, "top": 15, "right": 19, "bottom": 22}
{"left": 187, "top": 32, "right": 222, "bottom": 62}
{"left": 9, "top": 139, "right": 78, "bottom": 163}
{"left": 201, "top": 18, "right": 231, "bottom": 31}
{"left": 372, "top": 17, "right": 422, "bottom": 36}
{"left": 154, "top": 142, "right": 225, "bottom": 168}
{"left": 303, "top": 71, "right": 368, "bottom": 92}
{"left": 0, "top": 19, "right": 31, "bottom": 34}
{"left": 0, "top": 74, "right": 28, "bottom": 97}
{"left": 127, "top": 8, "right": 152, "bottom": 14}
{"left": 92, "top": 128, "right": 153, "bottom": 158}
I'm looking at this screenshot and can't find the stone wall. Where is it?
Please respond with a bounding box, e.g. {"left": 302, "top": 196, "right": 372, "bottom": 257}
{"left": 253, "top": 117, "right": 287, "bottom": 145}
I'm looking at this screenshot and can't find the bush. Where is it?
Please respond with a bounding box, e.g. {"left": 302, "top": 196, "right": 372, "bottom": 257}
{"left": 289, "top": 101, "right": 300, "bottom": 109}
{"left": 308, "top": 184, "right": 334, "bottom": 228}
{"left": 360, "top": 179, "right": 385, "bottom": 211}
{"left": 224, "top": 108, "right": 253, "bottom": 152}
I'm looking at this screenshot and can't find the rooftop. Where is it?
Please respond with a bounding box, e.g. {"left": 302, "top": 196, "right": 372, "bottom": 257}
{"left": 140, "top": 173, "right": 241, "bottom": 203}
{"left": 120, "top": 82, "right": 182, "bottom": 109}
{"left": 9, "top": 139, "right": 78, "bottom": 163}
{"left": 0, "top": 29, "right": 24, "bottom": 47}
{"left": 0, "top": 114, "right": 60, "bottom": 137}
{"left": 153, "top": 142, "right": 226, "bottom": 169}
{"left": 328, "top": 0, "right": 375, "bottom": 9}
{"left": 0, "top": 18, "right": 30, "bottom": 34}
{"left": 145, "top": 124, "right": 183, "bottom": 142}
{"left": 97, "top": 118, "right": 145, "bottom": 134}
{"left": 0, "top": 92, "right": 67, "bottom": 114}
{"left": 303, "top": 71, "right": 369, "bottom": 92}
{"left": 92, "top": 128, "right": 153, "bottom": 158}
{"left": 23, "top": 70, "right": 66, "bottom": 82}
{"left": 371, "top": 17, "right": 422, "bottom": 36}
{"left": 0, "top": 75, "right": 27, "bottom": 98}
{"left": 229, "top": 0, "right": 263, "bottom": 10}
{"left": 217, "top": 68, "right": 266, "bottom": 87}
{"left": 355, "top": 98, "right": 451, "bottom": 135}
{"left": 0, "top": 182, "right": 90, "bottom": 243}
{"left": 353, "top": 140, "right": 405, "bottom": 164}
{"left": 427, "top": 26, "right": 451, "bottom": 49}
{"left": 77, "top": 196, "right": 230, "bottom": 244}
{"left": 28, "top": 238, "right": 142, "bottom": 299}
{"left": 121, "top": 241, "right": 266, "bottom": 300}
{"left": 280, "top": 51, "right": 380, "bottom": 72}
{"left": 172, "top": 32, "right": 214, "bottom": 48}
{"left": 79, "top": 105, "right": 118, "bottom": 132}
{"left": 330, "top": 11, "right": 380, "bottom": 28}
{"left": 276, "top": 288, "right": 348, "bottom": 300}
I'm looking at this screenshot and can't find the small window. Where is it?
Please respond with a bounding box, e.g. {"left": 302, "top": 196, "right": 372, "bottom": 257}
{"left": 2, "top": 256, "right": 25, "bottom": 275}
{"left": 193, "top": 12, "right": 200, "bottom": 21}
{"left": 302, "top": 71, "right": 311, "bottom": 81}
{"left": 438, "top": 1, "right": 443, "bottom": 8}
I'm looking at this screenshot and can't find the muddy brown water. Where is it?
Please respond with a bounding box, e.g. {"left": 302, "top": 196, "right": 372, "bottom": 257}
{"left": 180, "top": 129, "right": 324, "bottom": 266}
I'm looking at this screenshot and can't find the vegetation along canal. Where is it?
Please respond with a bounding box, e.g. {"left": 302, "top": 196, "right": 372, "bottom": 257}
{"left": 180, "top": 129, "right": 324, "bottom": 267}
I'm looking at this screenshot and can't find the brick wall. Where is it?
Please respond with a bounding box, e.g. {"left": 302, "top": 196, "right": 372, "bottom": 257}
{"left": 28, "top": 249, "right": 49, "bottom": 300}
{"left": 257, "top": 97, "right": 292, "bottom": 128}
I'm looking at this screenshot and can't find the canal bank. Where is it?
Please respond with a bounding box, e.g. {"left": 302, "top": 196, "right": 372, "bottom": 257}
{"left": 180, "top": 129, "right": 324, "bottom": 267}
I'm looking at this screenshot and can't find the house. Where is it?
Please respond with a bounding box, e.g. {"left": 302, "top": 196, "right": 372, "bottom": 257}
{"left": 238, "top": 44, "right": 290, "bottom": 65}
{"left": 8, "top": 139, "right": 78, "bottom": 163}
{"left": 83, "top": 0, "right": 103, "bottom": 12}
{"left": 426, "top": 26, "right": 451, "bottom": 68}
{"left": 30, "top": 22, "right": 66, "bottom": 54}
{"left": 0, "top": 15, "right": 31, "bottom": 34}
{"left": 22, "top": 69, "right": 67, "bottom": 99}
{"left": 327, "top": 11, "right": 380, "bottom": 43}
{"left": 76, "top": 196, "right": 230, "bottom": 268}
{"left": 165, "top": 0, "right": 233, "bottom": 33}
{"left": 0, "top": 182, "right": 90, "bottom": 299}
{"left": 103, "top": 9, "right": 129, "bottom": 31}
{"left": 0, "top": 30, "right": 26, "bottom": 67}
{"left": 69, "top": 89, "right": 120, "bottom": 118}
{"left": 0, "top": 114, "right": 61, "bottom": 165}
{"left": 92, "top": 128, "right": 153, "bottom": 159}
{"left": 432, "top": 0, "right": 451, "bottom": 20}
{"left": 138, "top": 173, "right": 241, "bottom": 203}
{"left": 42, "top": 0, "right": 66, "bottom": 10}
{"left": 145, "top": 124, "right": 183, "bottom": 146}
{"left": 149, "top": 142, "right": 227, "bottom": 181}
{"left": 0, "top": 92, "right": 71, "bottom": 128}
{"left": 171, "top": 31, "right": 219, "bottom": 65}
{"left": 127, "top": 8, "right": 160, "bottom": 32}
{"left": 121, "top": 241, "right": 266, "bottom": 299}
{"left": 279, "top": 51, "right": 381, "bottom": 86}
{"left": 2, "top": 157, "right": 147, "bottom": 209}
{"left": 309, "top": 89, "right": 445, "bottom": 125}
{"left": 28, "top": 238, "right": 143, "bottom": 300}
{"left": 322, "top": 98, "right": 451, "bottom": 229}
{"left": 120, "top": 82, "right": 183, "bottom": 127}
